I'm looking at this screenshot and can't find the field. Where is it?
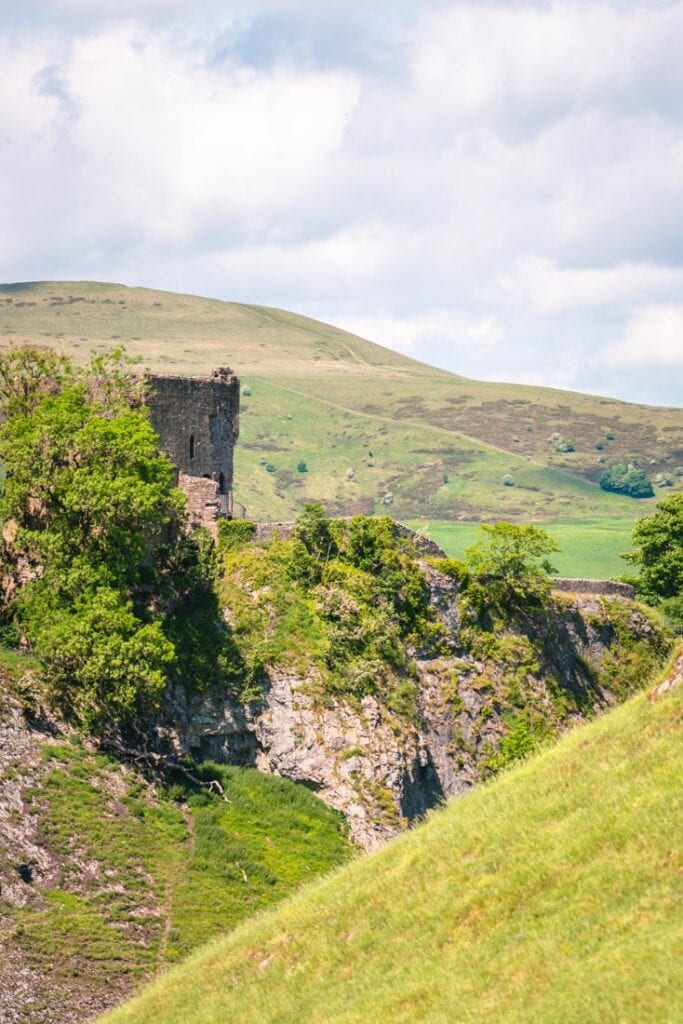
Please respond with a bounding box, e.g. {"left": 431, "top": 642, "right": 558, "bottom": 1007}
{"left": 407, "top": 516, "right": 636, "bottom": 579}
{"left": 1, "top": 280, "right": 681, "bottom": 530}
{"left": 101, "top": 650, "right": 683, "bottom": 1024}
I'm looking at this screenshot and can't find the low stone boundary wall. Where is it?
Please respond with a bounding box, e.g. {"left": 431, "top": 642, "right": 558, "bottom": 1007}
{"left": 551, "top": 578, "right": 635, "bottom": 599}
{"left": 253, "top": 521, "right": 296, "bottom": 542}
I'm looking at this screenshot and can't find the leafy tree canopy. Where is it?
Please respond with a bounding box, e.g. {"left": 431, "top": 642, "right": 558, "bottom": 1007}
{"left": 0, "top": 345, "right": 230, "bottom": 728}
{"left": 600, "top": 463, "right": 654, "bottom": 498}
{"left": 465, "top": 522, "right": 558, "bottom": 606}
{"left": 625, "top": 493, "right": 683, "bottom": 620}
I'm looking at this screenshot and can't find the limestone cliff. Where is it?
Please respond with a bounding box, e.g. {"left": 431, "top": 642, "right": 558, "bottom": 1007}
{"left": 164, "top": 556, "right": 669, "bottom": 849}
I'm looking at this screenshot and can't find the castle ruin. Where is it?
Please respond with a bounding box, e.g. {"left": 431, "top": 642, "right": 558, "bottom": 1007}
{"left": 146, "top": 367, "right": 240, "bottom": 527}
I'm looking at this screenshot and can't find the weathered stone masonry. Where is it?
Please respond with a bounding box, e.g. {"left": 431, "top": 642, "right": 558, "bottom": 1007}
{"left": 146, "top": 367, "right": 240, "bottom": 524}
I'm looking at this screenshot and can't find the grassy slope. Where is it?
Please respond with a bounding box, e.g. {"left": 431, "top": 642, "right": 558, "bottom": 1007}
{"left": 407, "top": 516, "right": 635, "bottom": 579}
{"left": 0, "top": 657, "right": 352, "bottom": 1014}
{"left": 1, "top": 281, "right": 681, "bottom": 535}
{"left": 102, "top": 654, "right": 683, "bottom": 1024}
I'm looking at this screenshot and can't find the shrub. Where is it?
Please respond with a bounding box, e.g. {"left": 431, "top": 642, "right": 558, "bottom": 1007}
{"left": 465, "top": 522, "right": 557, "bottom": 607}
{"left": 600, "top": 464, "right": 654, "bottom": 498}
{"left": 297, "top": 461, "right": 308, "bottom": 473}
{"left": 217, "top": 519, "right": 256, "bottom": 553}
{"left": 0, "top": 345, "right": 229, "bottom": 728}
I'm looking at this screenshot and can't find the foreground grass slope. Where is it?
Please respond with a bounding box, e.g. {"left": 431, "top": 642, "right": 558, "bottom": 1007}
{"left": 2, "top": 281, "right": 681, "bottom": 529}
{"left": 103, "top": 653, "right": 683, "bottom": 1024}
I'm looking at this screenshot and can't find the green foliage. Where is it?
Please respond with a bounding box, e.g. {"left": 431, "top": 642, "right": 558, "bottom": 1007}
{"left": 625, "top": 492, "right": 683, "bottom": 606}
{"left": 600, "top": 463, "right": 654, "bottom": 498}
{"left": 484, "top": 709, "right": 550, "bottom": 773}
{"left": 0, "top": 345, "right": 228, "bottom": 728}
{"left": 411, "top": 517, "right": 636, "bottom": 581}
{"left": 22, "top": 588, "right": 173, "bottom": 726}
{"left": 589, "top": 598, "right": 672, "bottom": 701}
{"left": 464, "top": 521, "right": 557, "bottom": 607}
{"left": 437, "top": 558, "right": 470, "bottom": 585}
{"left": 296, "top": 461, "right": 308, "bottom": 473}
{"left": 217, "top": 508, "right": 443, "bottom": 713}
{"left": 216, "top": 519, "right": 256, "bottom": 553}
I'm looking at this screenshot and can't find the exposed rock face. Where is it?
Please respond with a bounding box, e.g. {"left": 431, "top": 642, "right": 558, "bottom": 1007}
{"left": 167, "top": 673, "right": 442, "bottom": 850}
{"left": 164, "top": 570, "right": 667, "bottom": 850}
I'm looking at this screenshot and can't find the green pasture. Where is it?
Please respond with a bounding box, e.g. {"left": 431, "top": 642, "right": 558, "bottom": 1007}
{"left": 407, "top": 517, "right": 637, "bottom": 579}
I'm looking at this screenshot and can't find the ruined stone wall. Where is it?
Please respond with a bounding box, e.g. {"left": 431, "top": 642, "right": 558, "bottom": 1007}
{"left": 551, "top": 578, "right": 635, "bottom": 599}
{"left": 178, "top": 473, "right": 221, "bottom": 530}
{"left": 146, "top": 369, "right": 239, "bottom": 496}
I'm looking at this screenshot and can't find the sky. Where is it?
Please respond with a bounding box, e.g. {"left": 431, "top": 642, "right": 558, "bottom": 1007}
{"left": 0, "top": 0, "right": 682, "bottom": 405}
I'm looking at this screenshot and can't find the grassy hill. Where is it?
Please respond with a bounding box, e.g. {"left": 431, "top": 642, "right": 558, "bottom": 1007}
{"left": 2, "top": 280, "right": 682, "bottom": 572}
{"left": 0, "top": 655, "right": 352, "bottom": 1023}
{"left": 101, "top": 650, "right": 683, "bottom": 1024}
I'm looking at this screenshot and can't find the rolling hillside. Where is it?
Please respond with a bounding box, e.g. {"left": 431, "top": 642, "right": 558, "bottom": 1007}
{"left": 2, "top": 281, "right": 681, "bottom": 536}
{"left": 100, "top": 649, "right": 683, "bottom": 1024}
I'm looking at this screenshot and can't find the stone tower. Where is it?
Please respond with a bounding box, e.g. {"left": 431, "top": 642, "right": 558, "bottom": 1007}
{"left": 146, "top": 367, "right": 240, "bottom": 525}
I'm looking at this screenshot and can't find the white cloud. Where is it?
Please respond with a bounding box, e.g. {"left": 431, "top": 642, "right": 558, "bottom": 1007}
{"left": 498, "top": 258, "right": 683, "bottom": 316}
{"left": 0, "top": 25, "right": 359, "bottom": 263}
{"left": 0, "top": 2, "right": 682, "bottom": 404}
{"left": 594, "top": 305, "right": 683, "bottom": 368}
{"left": 334, "top": 310, "right": 504, "bottom": 354}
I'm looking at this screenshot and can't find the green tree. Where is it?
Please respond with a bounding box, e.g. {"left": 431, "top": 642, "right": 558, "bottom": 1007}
{"left": 600, "top": 463, "right": 654, "bottom": 498}
{"left": 0, "top": 345, "right": 204, "bottom": 728}
{"left": 625, "top": 493, "right": 683, "bottom": 620}
{"left": 289, "top": 503, "right": 338, "bottom": 584}
{"left": 465, "top": 522, "right": 558, "bottom": 606}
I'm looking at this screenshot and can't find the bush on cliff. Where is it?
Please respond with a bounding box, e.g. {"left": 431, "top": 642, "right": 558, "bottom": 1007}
{"left": 464, "top": 521, "right": 557, "bottom": 608}
{"left": 218, "top": 505, "right": 445, "bottom": 708}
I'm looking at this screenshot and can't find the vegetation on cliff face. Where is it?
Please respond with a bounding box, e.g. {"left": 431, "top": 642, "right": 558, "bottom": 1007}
{"left": 0, "top": 346, "right": 237, "bottom": 728}
{"left": 215, "top": 508, "right": 670, "bottom": 777}
{"left": 217, "top": 509, "right": 445, "bottom": 714}
{"left": 99, "top": 652, "right": 683, "bottom": 1024}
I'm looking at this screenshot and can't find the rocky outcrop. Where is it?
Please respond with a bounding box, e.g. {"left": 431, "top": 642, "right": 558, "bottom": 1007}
{"left": 167, "top": 672, "right": 442, "bottom": 851}
{"left": 164, "top": 571, "right": 668, "bottom": 850}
